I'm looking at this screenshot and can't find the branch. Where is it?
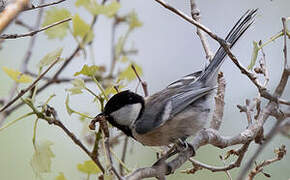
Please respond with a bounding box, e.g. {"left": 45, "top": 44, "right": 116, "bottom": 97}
{"left": 189, "top": 0, "right": 213, "bottom": 60}
{"left": 92, "top": 115, "right": 123, "bottom": 180}
{"left": 24, "top": 0, "right": 66, "bottom": 11}
{"left": 247, "top": 145, "right": 286, "bottom": 180}
{"left": 15, "top": 19, "right": 33, "bottom": 31}
{"left": 154, "top": 1, "right": 264, "bottom": 92}
{"left": 0, "top": 0, "right": 29, "bottom": 34}
{"left": 189, "top": 142, "right": 250, "bottom": 172}
{"left": 131, "top": 64, "right": 148, "bottom": 97}
{"left": 0, "top": 57, "right": 61, "bottom": 112}
{"left": 0, "top": 1, "right": 44, "bottom": 126}
{"left": 154, "top": 0, "right": 222, "bottom": 43}
{"left": 120, "top": 136, "right": 129, "bottom": 176}
{"left": 42, "top": 105, "right": 105, "bottom": 173}
{"left": 210, "top": 72, "right": 226, "bottom": 130}
{"left": 1, "top": 14, "right": 101, "bottom": 122}
{"left": 0, "top": 18, "right": 71, "bottom": 39}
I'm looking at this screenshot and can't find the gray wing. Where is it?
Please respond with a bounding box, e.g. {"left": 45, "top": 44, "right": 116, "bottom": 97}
{"left": 134, "top": 85, "right": 215, "bottom": 134}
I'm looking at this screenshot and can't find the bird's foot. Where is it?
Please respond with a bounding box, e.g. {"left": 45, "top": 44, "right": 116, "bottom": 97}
{"left": 176, "top": 139, "right": 195, "bottom": 156}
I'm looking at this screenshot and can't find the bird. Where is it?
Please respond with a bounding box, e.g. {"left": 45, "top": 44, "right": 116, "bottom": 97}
{"left": 95, "top": 9, "right": 257, "bottom": 150}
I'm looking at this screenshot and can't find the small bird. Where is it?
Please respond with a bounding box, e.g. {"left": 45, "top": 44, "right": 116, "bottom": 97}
{"left": 96, "top": 9, "right": 257, "bottom": 148}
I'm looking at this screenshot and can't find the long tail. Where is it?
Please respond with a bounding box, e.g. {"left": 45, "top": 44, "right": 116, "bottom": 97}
{"left": 198, "top": 9, "right": 257, "bottom": 85}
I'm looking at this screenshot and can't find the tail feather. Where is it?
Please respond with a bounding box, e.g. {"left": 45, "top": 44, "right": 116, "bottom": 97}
{"left": 199, "top": 9, "right": 257, "bottom": 85}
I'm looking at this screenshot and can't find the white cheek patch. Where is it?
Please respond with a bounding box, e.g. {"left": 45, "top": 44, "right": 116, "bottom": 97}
{"left": 111, "top": 103, "right": 142, "bottom": 127}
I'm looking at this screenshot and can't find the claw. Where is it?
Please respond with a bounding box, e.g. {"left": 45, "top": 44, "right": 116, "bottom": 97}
{"left": 176, "top": 139, "right": 195, "bottom": 156}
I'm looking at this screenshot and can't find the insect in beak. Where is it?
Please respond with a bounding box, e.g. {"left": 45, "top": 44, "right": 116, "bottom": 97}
{"left": 89, "top": 113, "right": 107, "bottom": 130}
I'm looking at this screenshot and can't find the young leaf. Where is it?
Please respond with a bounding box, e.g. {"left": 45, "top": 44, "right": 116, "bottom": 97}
{"left": 37, "top": 48, "right": 63, "bottom": 68}
{"left": 248, "top": 41, "right": 259, "bottom": 70}
{"left": 120, "top": 56, "right": 129, "bottom": 62}
{"left": 30, "top": 140, "right": 55, "bottom": 175}
{"left": 101, "top": 1, "right": 121, "bottom": 17}
{"left": 67, "top": 87, "right": 83, "bottom": 95}
{"left": 2, "top": 67, "right": 33, "bottom": 83}
{"left": 75, "top": 0, "right": 98, "bottom": 14}
{"left": 72, "top": 14, "right": 94, "bottom": 43}
{"left": 55, "top": 172, "right": 67, "bottom": 180}
{"left": 77, "top": 160, "right": 101, "bottom": 174}
{"left": 65, "top": 94, "right": 75, "bottom": 115}
{"left": 75, "top": 0, "right": 120, "bottom": 17}
{"left": 72, "top": 78, "right": 86, "bottom": 89}
{"left": 66, "top": 79, "right": 86, "bottom": 95}
{"left": 74, "top": 64, "right": 99, "bottom": 77}
{"left": 127, "top": 10, "right": 143, "bottom": 30}
{"left": 42, "top": 8, "right": 71, "bottom": 40}
{"left": 118, "top": 63, "right": 142, "bottom": 82}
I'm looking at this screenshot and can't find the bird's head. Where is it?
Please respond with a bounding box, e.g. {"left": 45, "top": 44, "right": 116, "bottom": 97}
{"left": 96, "top": 90, "right": 145, "bottom": 137}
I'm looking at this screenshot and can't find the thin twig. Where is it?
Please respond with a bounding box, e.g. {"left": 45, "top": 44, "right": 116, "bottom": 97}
{"left": 120, "top": 136, "right": 129, "bottom": 176}
{"left": 247, "top": 145, "right": 286, "bottom": 180}
{"left": 189, "top": 142, "right": 250, "bottom": 172}
{"left": 237, "top": 115, "right": 285, "bottom": 180}
{"left": 98, "top": 116, "right": 124, "bottom": 180}
{"left": 0, "top": 1, "right": 45, "bottom": 125}
{"left": 219, "top": 156, "right": 233, "bottom": 180}
{"left": 282, "top": 17, "right": 288, "bottom": 69}
{"left": 131, "top": 64, "right": 148, "bottom": 97}
{"left": 24, "top": 0, "right": 66, "bottom": 11}
{"left": 189, "top": 0, "right": 213, "bottom": 60}
{"left": 109, "top": 19, "right": 117, "bottom": 75}
{"left": 44, "top": 106, "right": 105, "bottom": 173}
{"left": 0, "top": 18, "right": 71, "bottom": 39}
{"left": 15, "top": 19, "right": 33, "bottom": 30}
{"left": 0, "top": 57, "right": 61, "bottom": 112}
{"left": 21, "top": 0, "right": 45, "bottom": 72}
{"left": 1, "top": 15, "right": 100, "bottom": 120}
{"left": 154, "top": 0, "right": 222, "bottom": 43}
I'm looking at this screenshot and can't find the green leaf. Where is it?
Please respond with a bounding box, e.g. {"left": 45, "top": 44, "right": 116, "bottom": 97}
{"left": 42, "top": 8, "right": 71, "bottom": 40}
{"left": 75, "top": 0, "right": 120, "bottom": 17}
{"left": 55, "top": 172, "right": 67, "bottom": 180}
{"left": 67, "top": 87, "right": 83, "bottom": 95}
{"left": 72, "top": 14, "right": 94, "bottom": 43}
{"left": 37, "top": 48, "right": 63, "bottom": 68}
{"left": 120, "top": 56, "right": 129, "bottom": 62}
{"left": 77, "top": 160, "right": 101, "bottom": 174}
{"left": 127, "top": 10, "right": 143, "bottom": 30}
{"left": 118, "top": 63, "right": 142, "bottom": 82}
{"left": 72, "top": 78, "right": 86, "bottom": 89}
{"left": 31, "top": 140, "right": 55, "bottom": 175}
{"left": 67, "top": 79, "right": 85, "bottom": 95}
{"left": 75, "top": 0, "right": 97, "bottom": 14}
{"left": 74, "top": 64, "right": 99, "bottom": 77}
{"left": 101, "top": 1, "right": 121, "bottom": 17}
{"left": 2, "top": 67, "right": 33, "bottom": 83}
{"left": 65, "top": 94, "right": 75, "bottom": 115}
{"left": 248, "top": 41, "right": 259, "bottom": 70}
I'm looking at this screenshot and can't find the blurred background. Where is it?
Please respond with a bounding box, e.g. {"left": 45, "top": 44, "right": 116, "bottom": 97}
{"left": 0, "top": 0, "right": 289, "bottom": 179}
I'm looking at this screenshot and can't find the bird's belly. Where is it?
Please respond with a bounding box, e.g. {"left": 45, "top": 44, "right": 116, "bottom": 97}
{"left": 133, "top": 105, "right": 210, "bottom": 146}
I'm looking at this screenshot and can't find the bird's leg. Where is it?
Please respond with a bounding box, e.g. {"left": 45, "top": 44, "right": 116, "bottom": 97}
{"left": 152, "top": 145, "right": 177, "bottom": 167}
